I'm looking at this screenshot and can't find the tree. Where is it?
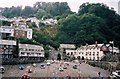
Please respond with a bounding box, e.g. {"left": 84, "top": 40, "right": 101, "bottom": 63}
{"left": 21, "top": 6, "right": 36, "bottom": 17}
{"left": 2, "top": 6, "right": 22, "bottom": 18}
{"left": 56, "top": 13, "right": 107, "bottom": 46}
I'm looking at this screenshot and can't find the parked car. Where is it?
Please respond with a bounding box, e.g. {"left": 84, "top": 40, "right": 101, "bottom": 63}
{"left": 63, "top": 65, "right": 67, "bottom": 69}
{"left": 64, "top": 62, "right": 69, "bottom": 66}
{"left": 73, "top": 65, "right": 77, "bottom": 69}
{"left": 59, "top": 67, "right": 64, "bottom": 71}
{"left": 47, "top": 62, "right": 51, "bottom": 66}
{"left": 21, "top": 73, "right": 31, "bottom": 79}
{"left": 40, "top": 64, "right": 46, "bottom": 69}
{"left": 65, "top": 75, "right": 72, "bottom": 79}
{"left": 0, "top": 66, "right": 5, "bottom": 73}
{"left": 112, "top": 70, "right": 120, "bottom": 78}
{"left": 33, "top": 63, "right": 37, "bottom": 67}
{"left": 19, "top": 64, "right": 24, "bottom": 70}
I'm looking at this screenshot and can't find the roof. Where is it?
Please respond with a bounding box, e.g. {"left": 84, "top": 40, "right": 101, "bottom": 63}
{"left": 0, "top": 39, "right": 16, "bottom": 45}
{"left": 59, "top": 44, "right": 76, "bottom": 49}
{"left": 77, "top": 44, "right": 103, "bottom": 50}
{"left": 19, "top": 44, "right": 44, "bottom": 50}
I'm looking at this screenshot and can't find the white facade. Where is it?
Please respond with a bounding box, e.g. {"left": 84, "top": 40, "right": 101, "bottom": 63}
{"left": 25, "top": 28, "right": 32, "bottom": 39}
{"left": 65, "top": 44, "right": 105, "bottom": 60}
{"left": 66, "top": 49, "right": 76, "bottom": 57}
{"left": 42, "top": 18, "right": 57, "bottom": 25}
{"left": 0, "top": 26, "right": 32, "bottom": 39}
{"left": 76, "top": 44, "right": 104, "bottom": 60}
{"left": 26, "top": 17, "right": 40, "bottom": 28}
{"left": 0, "top": 39, "right": 16, "bottom": 58}
{"left": 59, "top": 44, "right": 76, "bottom": 50}
{"left": 66, "top": 43, "right": 120, "bottom": 61}
{"left": 109, "top": 47, "right": 119, "bottom": 53}
{"left": 0, "top": 26, "right": 14, "bottom": 37}
{"left": 19, "top": 44, "right": 44, "bottom": 57}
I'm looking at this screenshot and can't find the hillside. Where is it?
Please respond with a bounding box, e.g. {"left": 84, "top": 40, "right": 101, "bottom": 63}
{"left": 37, "top": 25, "right": 58, "bottom": 38}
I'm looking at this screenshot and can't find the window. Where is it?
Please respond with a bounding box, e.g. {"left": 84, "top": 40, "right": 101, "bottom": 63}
{"left": 93, "top": 52, "right": 95, "bottom": 55}
{"left": 9, "top": 45, "right": 13, "bottom": 48}
{"left": 29, "top": 49, "right": 31, "bottom": 51}
{"left": 97, "top": 57, "right": 99, "bottom": 60}
{"left": 71, "top": 52, "right": 73, "bottom": 55}
{"left": 31, "top": 49, "right": 34, "bottom": 51}
{"left": 74, "top": 52, "right": 76, "bottom": 54}
{"left": 21, "top": 52, "right": 25, "bottom": 55}
{"left": 25, "top": 49, "right": 27, "bottom": 51}
{"left": 97, "top": 52, "right": 99, "bottom": 55}
{"left": 90, "top": 57, "right": 91, "bottom": 60}
{"left": 41, "top": 50, "right": 44, "bottom": 52}
{"left": 27, "top": 53, "right": 29, "bottom": 55}
{"left": 89, "top": 52, "right": 91, "bottom": 55}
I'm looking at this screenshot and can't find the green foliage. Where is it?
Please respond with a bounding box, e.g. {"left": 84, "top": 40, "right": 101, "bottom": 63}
{"left": 56, "top": 13, "right": 107, "bottom": 46}
{"left": 21, "top": 6, "right": 36, "bottom": 17}
{"left": 35, "top": 9, "right": 51, "bottom": 19}
{"left": 78, "top": 3, "right": 120, "bottom": 46}
{"left": 18, "top": 38, "right": 38, "bottom": 45}
{"left": 39, "top": 22, "right": 45, "bottom": 27}
{"left": 2, "top": 6, "right": 22, "bottom": 18}
{"left": 43, "top": 45, "right": 50, "bottom": 59}
{"left": 34, "top": 2, "right": 72, "bottom": 16}
{"left": 0, "top": 20, "right": 11, "bottom": 26}
{"left": 1, "top": 2, "right": 120, "bottom": 49}
{"left": 2, "top": 2, "right": 72, "bottom": 18}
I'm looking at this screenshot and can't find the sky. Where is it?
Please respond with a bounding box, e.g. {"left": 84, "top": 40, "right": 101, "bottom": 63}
{"left": 0, "top": 0, "right": 119, "bottom": 13}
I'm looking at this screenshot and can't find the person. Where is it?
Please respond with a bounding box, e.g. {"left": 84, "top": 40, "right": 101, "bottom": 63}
{"left": 98, "top": 72, "right": 101, "bottom": 78}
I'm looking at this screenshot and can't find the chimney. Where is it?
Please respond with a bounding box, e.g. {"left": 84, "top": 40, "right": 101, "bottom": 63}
{"left": 86, "top": 43, "right": 88, "bottom": 46}
{"left": 95, "top": 41, "right": 98, "bottom": 47}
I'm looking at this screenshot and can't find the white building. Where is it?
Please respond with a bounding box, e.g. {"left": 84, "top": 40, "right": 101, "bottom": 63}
{"left": 76, "top": 44, "right": 104, "bottom": 60}
{"left": 0, "top": 26, "right": 32, "bottom": 39}
{"left": 0, "top": 39, "right": 16, "bottom": 59}
{"left": 59, "top": 44, "right": 76, "bottom": 53}
{"left": 0, "top": 26, "right": 14, "bottom": 39}
{"left": 26, "top": 17, "right": 40, "bottom": 28}
{"left": 65, "top": 43, "right": 104, "bottom": 60}
{"left": 19, "top": 44, "right": 44, "bottom": 58}
{"left": 65, "top": 43, "right": 120, "bottom": 61}
{"left": 108, "top": 46, "right": 119, "bottom": 54}
{"left": 42, "top": 18, "right": 57, "bottom": 25}
{"left": 64, "top": 43, "right": 105, "bottom": 60}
